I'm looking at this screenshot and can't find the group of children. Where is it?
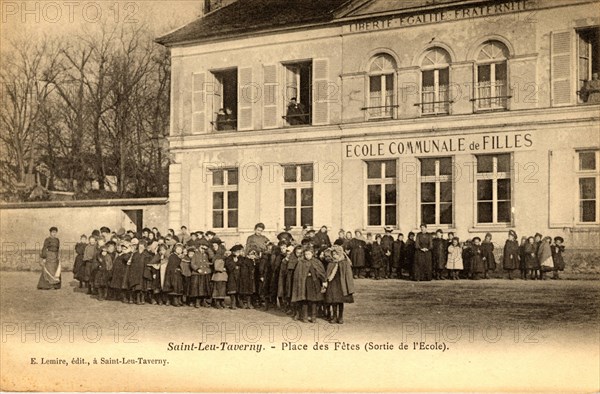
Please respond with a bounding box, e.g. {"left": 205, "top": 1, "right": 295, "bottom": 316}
{"left": 332, "top": 224, "right": 566, "bottom": 281}
{"left": 72, "top": 224, "right": 355, "bottom": 324}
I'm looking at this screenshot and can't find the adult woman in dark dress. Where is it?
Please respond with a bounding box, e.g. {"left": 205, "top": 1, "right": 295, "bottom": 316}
{"left": 38, "top": 227, "right": 61, "bottom": 290}
{"left": 414, "top": 224, "right": 433, "bottom": 281}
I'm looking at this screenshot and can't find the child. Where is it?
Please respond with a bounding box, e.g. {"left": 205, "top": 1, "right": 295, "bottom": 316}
{"left": 286, "top": 246, "right": 303, "bottom": 318}
{"left": 239, "top": 249, "right": 257, "bottom": 309}
{"left": 163, "top": 243, "right": 185, "bottom": 306}
{"left": 524, "top": 237, "right": 537, "bottom": 280}
{"left": 482, "top": 233, "right": 496, "bottom": 279}
{"left": 446, "top": 237, "right": 463, "bottom": 280}
{"left": 461, "top": 239, "right": 473, "bottom": 279}
{"left": 392, "top": 233, "right": 405, "bottom": 279}
{"left": 110, "top": 242, "right": 133, "bottom": 303}
{"left": 268, "top": 241, "right": 286, "bottom": 310}
{"left": 538, "top": 236, "right": 554, "bottom": 280}
{"left": 470, "top": 237, "right": 485, "bottom": 280}
{"left": 225, "top": 245, "right": 243, "bottom": 309}
{"left": 552, "top": 237, "right": 566, "bottom": 279}
{"left": 518, "top": 236, "right": 528, "bottom": 280}
{"left": 94, "top": 245, "right": 113, "bottom": 300}
{"left": 211, "top": 249, "right": 228, "bottom": 309}
{"left": 502, "top": 230, "right": 520, "bottom": 280}
{"left": 190, "top": 245, "right": 212, "bottom": 308}
{"left": 370, "top": 234, "right": 385, "bottom": 280}
{"left": 148, "top": 244, "right": 170, "bottom": 305}
{"left": 404, "top": 232, "right": 416, "bottom": 280}
{"left": 127, "top": 240, "right": 150, "bottom": 305}
{"left": 349, "top": 230, "right": 366, "bottom": 279}
{"left": 432, "top": 229, "right": 446, "bottom": 280}
{"left": 82, "top": 236, "right": 99, "bottom": 295}
{"left": 534, "top": 233, "right": 543, "bottom": 279}
{"left": 73, "top": 235, "right": 87, "bottom": 288}
{"left": 291, "top": 247, "right": 326, "bottom": 323}
{"left": 322, "top": 245, "right": 355, "bottom": 324}
{"left": 180, "top": 248, "right": 193, "bottom": 305}
{"left": 277, "top": 245, "right": 293, "bottom": 311}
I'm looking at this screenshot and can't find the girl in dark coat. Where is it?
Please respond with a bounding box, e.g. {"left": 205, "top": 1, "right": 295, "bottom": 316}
{"left": 481, "top": 233, "right": 496, "bottom": 279}
{"left": 267, "top": 242, "right": 285, "bottom": 310}
{"left": 147, "top": 244, "right": 168, "bottom": 305}
{"left": 470, "top": 237, "right": 485, "bottom": 280}
{"left": 334, "top": 230, "right": 346, "bottom": 246}
{"left": 180, "top": 249, "right": 193, "bottom": 305}
{"left": 313, "top": 226, "right": 332, "bottom": 250}
{"left": 277, "top": 246, "right": 292, "bottom": 310}
{"left": 82, "top": 236, "right": 99, "bottom": 294}
{"left": 109, "top": 243, "right": 132, "bottom": 303}
{"left": 461, "top": 239, "right": 474, "bottom": 279}
{"left": 73, "top": 235, "right": 87, "bottom": 287}
{"left": 94, "top": 244, "right": 114, "bottom": 300}
{"left": 502, "top": 230, "right": 520, "bottom": 279}
{"left": 414, "top": 225, "right": 433, "bottom": 281}
{"left": 190, "top": 246, "right": 212, "bottom": 307}
{"left": 349, "top": 231, "right": 366, "bottom": 278}
{"left": 163, "top": 244, "right": 185, "bottom": 306}
{"left": 127, "top": 240, "right": 151, "bottom": 304}
{"left": 432, "top": 229, "right": 446, "bottom": 280}
{"left": 523, "top": 237, "right": 537, "bottom": 280}
{"left": 322, "top": 246, "right": 355, "bottom": 324}
{"left": 211, "top": 245, "right": 228, "bottom": 308}
{"left": 518, "top": 236, "right": 528, "bottom": 279}
{"left": 291, "top": 247, "right": 326, "bottom": 323}
{"left": 404, "top": 232, "right": 416, "bottom": 279}
{"left": 286, "top": 246, "right": 302, "bottom": 318}
{"left": 370, "top": 235, "right": 385, "bottom": 280}
{"left": 239, "top": 250, "right": 257, "bottom": 309}
{"left": 225, "top": 245, "right": 243, "bottom": 309}
{"left": 392, "top": 233, "right": 405, "bottom": 279}
{"left": 552, "top": 237, "right": 566, "bottom": 279}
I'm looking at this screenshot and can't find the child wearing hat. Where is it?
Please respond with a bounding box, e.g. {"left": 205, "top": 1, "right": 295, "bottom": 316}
{"left": 470, "top": 237, "right": 485, "bottom": 280}
{"left": 538, "top": 236, "right": 554, "bottom": 280}
{"left": 127, "top": 239, "right": 152, "bottom": 305}
{"left": 370, "top": 234, "right": 385, "bottom": 280}
{"left": 239, "top": 249, "right": 257, "bottom": 309}
{"left": 180, "top": 248, "right": 194, "bottom": 305}
{"left": 392, "top": 233, "right": 405, "bottom": 279}
{"left": 432, "top": 229, "right": 446, "bottom": 280}
{"left": 225, "top": 245, "right": 244, "bottom": 309}
{"left": 322, "top": 245, "right": 355, "bottom": 324}
{"left": 285, "top": 246, "right": 303, "bottom": 318}
{"left": 503, "top": 231, "right": 520, "bottom": 280}
{"left": 518, "top": 236, "right": 528, "bottom": 280}
{"left": 404, "top": 232, "right": 416, "bottom": 280}
{"left": 109, "top": 241, "right": 133, "bottom": 303}
{"left": 94, "top": 243, "right": 114, "bottom": 300}
{"left": 291, "top": 246, "right": 326, "bottom": 323}
{"left": 552, "top": 237, "right": 566, "bottom": 279}
{"left": 211, "top": 244, "right": 228, "bottom": 308}
{"left": 523, "top": 237, "right": 537, "bottom": 280}
{"left": 82, "top": 235, "right": 99, "bottom": 294}
{"left": 381, "top": 227, "right": 395, "bottom": 278}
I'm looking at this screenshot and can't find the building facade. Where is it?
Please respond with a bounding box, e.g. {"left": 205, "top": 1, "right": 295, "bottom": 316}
{"left": 158, "top": 0, "right": 600, "bottom": 250}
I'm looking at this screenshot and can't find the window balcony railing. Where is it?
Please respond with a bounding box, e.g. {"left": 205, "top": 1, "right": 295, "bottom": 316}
{"left": 210, "top": 118, "right": 238, "bottom": 131}
{"left": 282, "top": 113, "right": 311, "bottom": 126}
{"left": 418, "top": 88, "right": 451, "bottom": 115}
{"left": 473, "top": 81, "right": 509, "bottom": 110}
{"left": 361, "top": 104, "right": 399, "bottom": 119}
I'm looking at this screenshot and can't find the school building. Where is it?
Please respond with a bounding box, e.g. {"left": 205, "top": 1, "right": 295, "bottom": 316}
{"left": 157, "top": 0, "right": 600, "bottom": 250}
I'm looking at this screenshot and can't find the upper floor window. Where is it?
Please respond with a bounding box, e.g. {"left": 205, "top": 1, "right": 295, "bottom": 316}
{"left": 211, "top": 68, "right": 238, "bottom": 131}
{"left": 420, "top": 47, "right": 451, "bottom": 115}
{"left": 284, "top": 61, "right": 312, "bottom": 126}
{"left": 577, "top": 27, "right": 600, "bottom": 104}
{"left": 367, "top": 54, "right": 396, "bottom": 119}
{"left": 475, "top": 41, "right": 509, "bottom": 110}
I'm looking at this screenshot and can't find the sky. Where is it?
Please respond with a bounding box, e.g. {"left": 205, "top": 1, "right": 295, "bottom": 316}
{"left": 1, "top": 0, "right": 203, "bottom": 48}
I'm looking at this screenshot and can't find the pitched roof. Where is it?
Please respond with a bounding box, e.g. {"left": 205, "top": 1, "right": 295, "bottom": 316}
{"left": 156, "top": 0, "right": 351, "bottom": 46}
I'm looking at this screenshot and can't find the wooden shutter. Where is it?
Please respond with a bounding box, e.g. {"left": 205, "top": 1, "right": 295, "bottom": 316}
{"left": 238, "top": 67, "right": 254, "bottom": 131}
{"left": 549, "top": 150, "right": 575, "bottom": 227}
{"left": 191, "top": 72, "right": 206, "bottom": 134}
{"left": 263, "top": 64, "right": 278, "bottom": 129}
{"left": 312, "top": 58, "right": 330, "bottom": 125}
{"left": 551, "top": 30, "right": 573, "bottom": 107}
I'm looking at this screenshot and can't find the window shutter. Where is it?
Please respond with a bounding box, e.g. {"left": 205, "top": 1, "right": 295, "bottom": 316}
{"left": 312, "top": 58, "right": 330, "bottom": 125}
{"left": 549, "top": 150, "right": 575, "bottom": 227}
{"left": 238, "top": 67, "right": 254, "bottom": 131}
{"left": 192, "top": 72, "right": 206, "bottom": 134}
{"left": 263, "top": 64, "right": 278, "bottom": 129}
{"left": 551, "top": 30, "right": 573, "bottom": 107}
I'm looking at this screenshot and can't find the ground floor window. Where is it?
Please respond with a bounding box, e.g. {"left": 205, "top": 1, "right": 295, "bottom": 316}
{"left": 578, "top": 150, "right": 599, "bottom": 223}
{"left": 283, "top": 164, "right": 314, "bottom": 227}
{"left": 476, "top": 153, "right": 511, "bottom": 224}
{"left": 419, "top": 157, "right": 453, "bottom": 226}
{"left": 366, "top": 160, "right": 397, "bottom": 227}
{"left": 212, "top": 168, "right": 238, "bottom": 228}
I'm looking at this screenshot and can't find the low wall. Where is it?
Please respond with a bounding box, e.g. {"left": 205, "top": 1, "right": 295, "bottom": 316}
{"left": 0, "top": 198, "right": 168, "bottom": 270}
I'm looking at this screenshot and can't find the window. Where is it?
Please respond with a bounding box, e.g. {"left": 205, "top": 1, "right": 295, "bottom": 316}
{"left": 419, "top": 157, "right": 453, "bottom": 226}
{"left": 283, "top": 164, "right": 313, "bottom": 227}
{"left": 283, "top": 61, "right": 312, "bottom": 126}
{"left": 577, "top": 27, "right": 600, "bottom": 104}
{"left": 420, "top": 47, "right": 451, "bottom": 115}
{"left": 367, "top": 54, "right": 396, "bottom": 119}
{"left": 476, "top": 154, "right": 511, "bottom": 224}
{"left": 211, "top": 68, "right": 238, "bottom": 131}
{"left": 475, "top": 41, "right": 509, "bottom": 110}
{"left": 366, "top": 160, "right": 397, "bottom": 227}
{"left": 577, "top": 150, "right": 599, "bottom": 223}
{"left": 212, "top": 168, "right": 238, "bottom": 229}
